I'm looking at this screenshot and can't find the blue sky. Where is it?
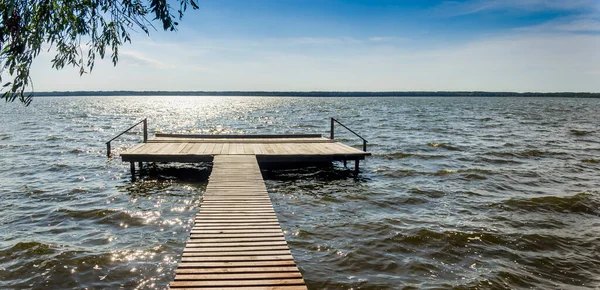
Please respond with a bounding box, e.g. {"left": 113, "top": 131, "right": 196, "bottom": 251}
{"left": 30, "top": 0, "right": 600, "bottom": 92}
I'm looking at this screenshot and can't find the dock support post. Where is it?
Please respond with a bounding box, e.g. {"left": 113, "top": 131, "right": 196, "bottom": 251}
{"left": 330, "top": 118, "right": 335, "bottom": 139}
{"left": 354, "top": 160, "right": 360, "bottom": 175}
{"left": 138, "top": 162, "right": 143, "bottom": 169}
{"left": 130, "top": 162, "right": 136, "bottom": 181}
{"left": 343, "top": 160, "right": 347, "bottom": 168}
{"left": 106, "top": 142, "right": 111, "bottom": 158}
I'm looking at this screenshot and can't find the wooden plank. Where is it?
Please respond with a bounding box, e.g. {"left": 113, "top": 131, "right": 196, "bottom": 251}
{"left": 185, "top": 241, "right": 289, "bottom": 247}
{"left": 195, "top": 213, "right": 275, "bottom": 217}
{"left": 164, "top": 142, "right": 188, "bottom": 155}
{"left": 212, "top": 143, "right": 224, "bottom": 154}
{"left": 198, "top": 207, "right": 274, "bottom": 211}
{"left": 189, "top": 233, "right": 284, "bottom": 239}
{"left": 170, "top": 279, "right": 306, "bottom": 287}
{"left": 183, "top": 246, "right": 290, "bottom": 252}
{"left": 199, "top": 204, "right": 274, "bottom": 208}
{"left": 202, "top": 197, "right": 271, "bottom": 200}
{"left": 174, "top": 272, "right": 302, "bottom": 280}
{"left": 195, "top": 208, "right": 275, "bottom": 214}
{"left": 252, "top": 143, "right": 263, "bottom": 155}
{"left": 243, "top": 143, "right": 253, "bottom": 154}
{"left": 194, "top": 143, "right": 210, "bottom": 155}
{"left": 200, "top": 200, "right": 272, "bottom": 204}
{"left": 176, "top": 260, "right": 298, "bottom": 268}
{"left": 155, "top": 133, "right": 322, "bottom": 138}
{"left": 176, "top": 266, "right": 300, "bottom": 274}
{"left": 182, "top": 250, "right": 291, "bottom": 257}
{"left": 180, "top": 255, "right": 295, "bottom": 263}
{"left": 195, "top": 216, "right": 277, "bottom": 220}
{"left": 198, "top": 206, "right": 272, "bottom": 211}
{"left": 188, "top": 143, "right": 203, "bottom": 155}
{"left": 147, "top": 142, "right": 172, "bottom": 154}
{"left": 192, "top": 223, "right": 280, "bottom": 227}
{"left": 220, "top": 143, "right": 230, "bottom": 154}
{"left": 195, "top": 211, "right": 275, "bottom": 215}
{"left": 190, "top": 229, "right": 283, "bottom": 234}
{"left": 181, "top": 143, "right": 196, "bottom": 154}
{"left": 204, "top": 142, "right": 216, "bottom": 154}
{"left": 192, "top": 221, "right": 281, "bottom": 225}
{"left": 170, "top": 286, "right": 307, "bottom": 290}
{"left": 133, "top": 143, "right": 158, "bottom": 154}
{"left": 233, "top": 143, "right": 243, "bottom": 155}
{"left": 192, "top": 225, "right": 280, "bottom": 229}
{"left": 187, "top": 237, "right": 286, "bottom": 244}
{"left": 123, "top": 143, "right": 147, "bottom": 154}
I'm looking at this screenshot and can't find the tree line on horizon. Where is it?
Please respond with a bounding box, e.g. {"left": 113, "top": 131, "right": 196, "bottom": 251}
{"left": 31, "top": 91, "right": 600, "bottom": 98}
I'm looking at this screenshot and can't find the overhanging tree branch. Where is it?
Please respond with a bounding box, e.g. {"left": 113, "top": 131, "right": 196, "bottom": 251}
{"left": 0, "top": 0, "right": 199, "bottom": 105}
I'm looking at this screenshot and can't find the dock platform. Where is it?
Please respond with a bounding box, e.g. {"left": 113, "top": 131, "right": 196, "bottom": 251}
{"left": 121, "top": 134, "right": 369, "bottom": 164}
{"left": 118, "top": 132, "right": 370, "bottom": 289}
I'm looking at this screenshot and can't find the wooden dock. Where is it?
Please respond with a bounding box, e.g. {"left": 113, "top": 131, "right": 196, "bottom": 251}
{"left": 117, "top": 132, "right": 370, "bottom": 289}
{"left": 170, "top": 155, "right": 307, "bottom": 289}
{"left": 121, "top": 134, "right": 369, "bottom": 178}
{"left": 122, "top": 134, "right": 367, "bottom": 163}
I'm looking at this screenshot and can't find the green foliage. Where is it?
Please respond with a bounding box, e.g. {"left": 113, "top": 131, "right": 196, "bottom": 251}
{"left": 0, "top": 0, "right": 199, "bottom": 105}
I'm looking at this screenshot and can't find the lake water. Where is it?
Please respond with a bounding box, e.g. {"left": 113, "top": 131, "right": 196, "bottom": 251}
{"left": 0, "top": 96, "right": 599, "bottom": 289}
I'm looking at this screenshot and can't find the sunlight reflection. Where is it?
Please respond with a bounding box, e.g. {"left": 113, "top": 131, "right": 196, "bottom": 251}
{"left": 111, "top": 249, "right": 156, "bottom": 262}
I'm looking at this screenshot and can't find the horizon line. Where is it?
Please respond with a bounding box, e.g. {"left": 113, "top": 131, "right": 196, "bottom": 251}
{"left": 32, "top": 90, "right": 600, "bottom": 93}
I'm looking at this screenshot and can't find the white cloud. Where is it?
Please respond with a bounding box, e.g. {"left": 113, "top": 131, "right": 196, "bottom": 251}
{"left": 433, "top": 0, "right": 600, "bottom": 17}
{"left": 368, "top": 36, "right": 402, "bottom": 42}
{"left": 519, "top": 16, "right": 600, "bottom": 32}
{"left": 274, "top": 37, "right": 361, "bottom": 46}
{"left": 119, "top": 50, "right": 172, "bottom": 69}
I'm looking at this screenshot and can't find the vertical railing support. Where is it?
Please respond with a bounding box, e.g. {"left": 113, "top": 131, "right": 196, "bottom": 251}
{"left": 330, "top": 117, "right": 335, "bottom": 139}
{"left": 105, "top": 118, "right": 148, "bottom": 158}
{"left": 329, "top": 118, "right": 368, "bottom": 151}
{"left": 143, "top": 118, "right": 148, "bottom": 143}
{"left": 328, "top": 118, "right": 368, "bottom": 175}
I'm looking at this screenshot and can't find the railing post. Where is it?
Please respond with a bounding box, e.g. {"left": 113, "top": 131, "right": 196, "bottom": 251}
{"left": 363, "top": 140, "right": 367, "bottom": 152}
{"left": 106, "top": 142, "right": 111, "bottom": 158}
{"left": 330, "top": 118, "right": 334, "bottom": 139}
{"left": 143, "top": 118, "right": 148, "bottom": 143}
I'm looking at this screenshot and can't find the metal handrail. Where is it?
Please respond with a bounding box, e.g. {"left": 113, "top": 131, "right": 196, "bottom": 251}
{"left": 330, "top": 117, "right": 368, "bottom": 152}
{"left": 106, "top": 118, "right": 148, "bottom": 158}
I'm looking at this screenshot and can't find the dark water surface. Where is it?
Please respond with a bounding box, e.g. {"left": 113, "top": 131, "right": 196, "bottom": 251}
{"left": 0, "top": 96, "right": 599, "bottom": 289}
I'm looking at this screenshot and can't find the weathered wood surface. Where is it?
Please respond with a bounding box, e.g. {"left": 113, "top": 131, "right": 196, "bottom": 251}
{"left": 126, "top": 141, "right": 360, "bottom": 154}
{"left": 156, "top": 133, "right": 322, "bottom": 139}
{"left": 170, "top": 155, "right": 307, "bottom": 290}
{"left": 121, "top": 135, "right": 368, "bottom": 163}
{"left": 150, "top": 138, "right": 335, "bottom": 143}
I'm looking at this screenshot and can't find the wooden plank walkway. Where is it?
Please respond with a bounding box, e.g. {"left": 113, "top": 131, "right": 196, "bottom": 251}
{"left": 170, "top": 155, "right": 308, "bottom": 290}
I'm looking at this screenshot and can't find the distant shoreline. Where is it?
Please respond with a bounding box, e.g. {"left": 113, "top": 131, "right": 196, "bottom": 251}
{"left": 31, "top": 91, "right": 600, "bottom": 98}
